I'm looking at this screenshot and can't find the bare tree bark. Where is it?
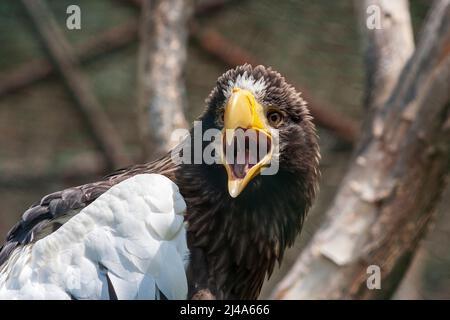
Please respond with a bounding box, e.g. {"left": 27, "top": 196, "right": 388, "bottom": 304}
{"left": 137, "top": 0, "right": 191, "bottom": 160}
{"left": 21, "top": 0, "right": 131, "bottom": 170}
{"left": 356, "top": 0, "right": 415, "bottom": 112}
{"left": 272, "top": 0, "right": 450, "bottom": 299}
{"left": 356, "top": 0, "right": 442, "bottom": 299}
{"left": 355, "top": 0, "right": 415, "bottom": 146}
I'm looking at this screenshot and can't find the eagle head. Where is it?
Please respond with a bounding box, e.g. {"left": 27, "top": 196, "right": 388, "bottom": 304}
{"left": 178, "top": 64, "right": 320, "bottom": 299}
{"left": 199, "top": 64, "right": 320, "bottom": 199}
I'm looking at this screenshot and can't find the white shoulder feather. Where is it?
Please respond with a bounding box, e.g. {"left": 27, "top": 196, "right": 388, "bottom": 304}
{"left": 0, "top": 174, "right": 189, "bottom": 300}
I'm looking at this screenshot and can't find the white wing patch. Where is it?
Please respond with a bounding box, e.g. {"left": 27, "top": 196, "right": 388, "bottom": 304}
{"left": 0, "top": 174, "right": 189, "bottom": 300}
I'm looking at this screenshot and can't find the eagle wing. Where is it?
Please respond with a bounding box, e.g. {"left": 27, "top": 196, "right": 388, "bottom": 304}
{"left": 0, "top": 174, "right": 189, "bottom": 300}
{"left": 0, "top": 180, "right": 111, "bottom": 268}
{"left": 0, "top": 155, "right": 177, "bottom": 267}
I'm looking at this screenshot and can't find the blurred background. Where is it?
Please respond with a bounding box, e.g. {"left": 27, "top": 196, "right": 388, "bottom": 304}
{"left": 0, "top": 0, "right": 448, "bottom": 299}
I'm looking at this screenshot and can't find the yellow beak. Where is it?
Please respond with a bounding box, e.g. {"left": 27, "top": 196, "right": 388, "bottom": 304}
{"left": 222, "top": 88, "right": 273, "bottom": 198}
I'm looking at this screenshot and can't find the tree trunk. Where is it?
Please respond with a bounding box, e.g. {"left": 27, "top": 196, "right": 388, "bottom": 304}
{"left": 355, "top": 0, "right": 415, "bottom": 147}
{"left": 272, "top": 0, "right": 450, "bottom": 299}
{"left": 355, "top": 0, "right": 415, "bottom": 112}
{"left": 137, "top": 0, "right": 191, "bottom": 160}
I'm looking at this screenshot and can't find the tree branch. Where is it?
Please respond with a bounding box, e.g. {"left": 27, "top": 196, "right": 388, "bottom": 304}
{"left": 356, "top": 0, "right": 415, "bottom": 112}
{"left": 21, "top": 0, "right": 131, "bottom": 169}
{"left": 355, "top": 0, "right": 415, "bottom": 147}
{"left": 0, "top": 21, "right": 138, "bottom": 97}
{"left": 272, "top": 0, "right": 450, "bottom": 299}
{"left": 136, "top": 0, "right": 191, "bottom": 159}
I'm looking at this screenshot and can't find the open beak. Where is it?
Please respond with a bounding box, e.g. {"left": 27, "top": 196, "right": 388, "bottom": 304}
{"left": 221, "top": 88, "right": 273, "bottom": 198}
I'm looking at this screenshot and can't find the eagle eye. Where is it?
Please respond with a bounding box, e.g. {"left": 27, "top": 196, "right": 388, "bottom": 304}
{"left": 217, "top": 109, "right": 225, "bottom": 125}
{"left": 267, "top": 110, "right": 283, "bottom": 127}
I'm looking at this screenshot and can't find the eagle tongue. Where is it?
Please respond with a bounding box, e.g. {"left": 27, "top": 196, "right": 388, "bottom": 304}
{"left": 233, "top": 147, "right": 251, "bottom": 179}
{"left": 233, "top": 163, "right": 247, "bottom": 179}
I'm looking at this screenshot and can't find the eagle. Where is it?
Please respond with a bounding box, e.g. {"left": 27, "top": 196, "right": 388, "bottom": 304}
{"left": 0, "top": 64, "right": 320, "bottom": 300}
